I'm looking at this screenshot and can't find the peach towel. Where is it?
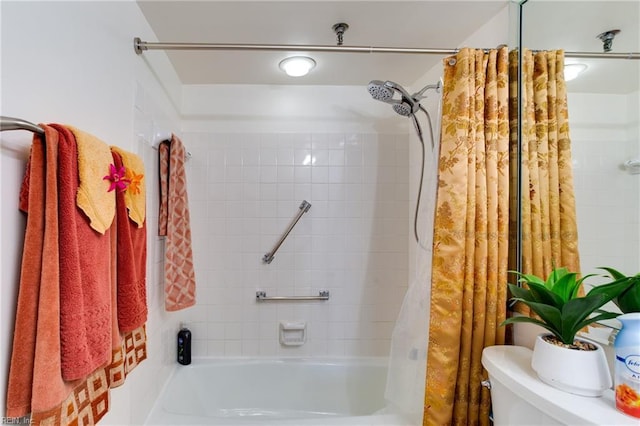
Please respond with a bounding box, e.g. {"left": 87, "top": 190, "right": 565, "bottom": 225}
{"left": 110, "top": 145, "right": 146, "bottom": 227}
{"left": 158, "top": 134, "right": 196, "bottom": 311}
{"left": 67, "top": 125, "right": 115, "bottom": 234}
{"left": 7, "top": 126, "right": 78, "bottom": 417}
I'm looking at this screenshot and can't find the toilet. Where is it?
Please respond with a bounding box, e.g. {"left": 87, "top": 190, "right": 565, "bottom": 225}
{"left": 481, "top": 345, "right": 636, "bottom": 425}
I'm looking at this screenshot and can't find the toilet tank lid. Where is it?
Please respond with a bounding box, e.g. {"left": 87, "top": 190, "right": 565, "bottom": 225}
{"left": 481, "top": 345, "right": 635, "bottom": 426}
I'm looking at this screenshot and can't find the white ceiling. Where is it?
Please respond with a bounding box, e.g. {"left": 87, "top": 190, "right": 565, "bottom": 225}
{"left": 136, "top": 1, "right": 509, "bottom": 87}
{"left": 136, "top": 0, "right": 639, "bottom": 93}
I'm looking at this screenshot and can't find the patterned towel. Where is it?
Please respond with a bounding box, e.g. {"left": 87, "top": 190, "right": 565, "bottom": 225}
{"left": 158, "top": 134, "right": 196, "bottom": 311}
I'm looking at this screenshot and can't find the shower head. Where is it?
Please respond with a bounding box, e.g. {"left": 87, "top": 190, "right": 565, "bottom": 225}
{"left": 367, "top": 79, "right": 440, "bottom": 248}
{"left": 367, "top": 80, "right": 395, "bottom": 103}
{"left": 368, "top": 80, "right": 418, "bottom": 117}
{"left": 367, "top": 80, "right": 415, "bottom": 104}
{"left": 392, "top": 102, "right": 414, "bottom": 117}
{"left": 367, "top": 79, "right": 441, "bottom": 117}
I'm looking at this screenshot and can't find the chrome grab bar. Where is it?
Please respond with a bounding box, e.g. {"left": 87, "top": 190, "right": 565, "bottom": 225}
{"left": 262, "top": 200, "right": 311, "bottom": 264}
{"left": 256, "top": 290, "right": 330, "bottom": 301}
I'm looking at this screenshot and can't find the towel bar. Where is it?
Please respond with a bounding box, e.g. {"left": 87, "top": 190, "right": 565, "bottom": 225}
{"left": 0, "top": 115, "right": 44, "bottom": 135}
{"left": 256, "top": 290, "right": 330, "bottom": 301}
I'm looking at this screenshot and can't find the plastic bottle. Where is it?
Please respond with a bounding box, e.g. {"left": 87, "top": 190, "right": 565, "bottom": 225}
{"left": 177, "top": 323, "right": 191, "bottom": 365}
{"left": 614, "top": 312, "right": 640, "bottom": 419}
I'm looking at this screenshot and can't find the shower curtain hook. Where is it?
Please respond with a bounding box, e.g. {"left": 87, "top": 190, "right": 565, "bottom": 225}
{"left": 332, "top": 23, "right": 349, "bottom": 46}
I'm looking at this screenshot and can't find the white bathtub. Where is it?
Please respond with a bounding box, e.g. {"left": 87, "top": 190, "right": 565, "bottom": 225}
{"left": 145, "top": 358, "right": 410, "bottom": 425}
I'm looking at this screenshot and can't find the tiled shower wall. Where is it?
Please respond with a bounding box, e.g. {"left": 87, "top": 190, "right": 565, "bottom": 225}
{"left": 182, "top": 131, "right": 410, "bottom": 357}
{"left": 570, "top": 90, "right": 640, "bottom": 278}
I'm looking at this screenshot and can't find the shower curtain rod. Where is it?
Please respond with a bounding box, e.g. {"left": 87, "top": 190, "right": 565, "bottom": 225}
{"left": 0, "top": 116, "right": 45, "bottom": 135}
{"left": 133, "top": 38, "right": 640, "bottom": 59}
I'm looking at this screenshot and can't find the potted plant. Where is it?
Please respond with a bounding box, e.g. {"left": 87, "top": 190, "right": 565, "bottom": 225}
{"left": 501, "top": 267, "right": 633, "bottom": 397}
{"left": 598, "top": 267, "right": 640, "bottom": 313}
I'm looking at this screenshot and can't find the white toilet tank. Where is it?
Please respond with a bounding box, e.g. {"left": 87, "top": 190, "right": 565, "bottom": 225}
{"left": 481, "top": 345, "right": 635, "bottom": 425}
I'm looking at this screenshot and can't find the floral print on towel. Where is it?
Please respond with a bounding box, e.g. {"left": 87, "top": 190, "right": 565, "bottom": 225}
{"left": 103, "top": 163, "right": 130, "bottom": 193}
{"left": 125, "top": 168, "right": 144, "bottom": 195}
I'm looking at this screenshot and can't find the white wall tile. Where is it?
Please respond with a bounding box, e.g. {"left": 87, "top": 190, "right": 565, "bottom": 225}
{"left": 569, "top": 91, "right": 639, "bottom": 276}
{"left": 184, "top": 131, "right": 410, "bottom": 358}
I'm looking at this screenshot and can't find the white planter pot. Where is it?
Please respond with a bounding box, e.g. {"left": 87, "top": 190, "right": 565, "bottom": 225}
{"left": 531, "top": 333, "right": 612, "bottom": 397}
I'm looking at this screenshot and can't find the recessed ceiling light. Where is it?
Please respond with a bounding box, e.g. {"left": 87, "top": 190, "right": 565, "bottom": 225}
{"left": 564, "top": 63, "right": 588, "bottom": 81}
{"left": 279, "top": 56, "right": 316, "bottom": 77}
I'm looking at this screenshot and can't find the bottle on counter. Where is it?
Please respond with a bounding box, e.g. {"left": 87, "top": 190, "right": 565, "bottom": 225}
{"left": 614, "top": 313, "right": 640, "bottom": 419}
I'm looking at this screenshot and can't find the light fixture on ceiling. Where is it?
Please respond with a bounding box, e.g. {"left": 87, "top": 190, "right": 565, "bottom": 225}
{"left": 279, "top": 56, "right": 316, "bottom": 77}
{"left": 564, "top": 63, "right": 588, "bottom": 81}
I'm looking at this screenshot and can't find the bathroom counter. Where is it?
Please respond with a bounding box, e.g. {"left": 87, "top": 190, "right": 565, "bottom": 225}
{"left": 482, "top": 345, "right": 637, "bottom": 425}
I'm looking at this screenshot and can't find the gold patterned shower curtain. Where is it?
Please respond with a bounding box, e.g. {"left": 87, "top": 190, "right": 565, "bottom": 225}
{"left": 424, "top": 47, "right": 509, "bottom": 426}
{"left": 515, "top": 49, "right": 581, "bottom": 296}
{"left": 423, "top": 47, "right": 581, "bottom": 424}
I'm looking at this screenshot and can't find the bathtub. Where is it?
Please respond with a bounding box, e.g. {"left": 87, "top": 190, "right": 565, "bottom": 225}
{"left": 145, "top": 357, "right": 409, "bottom": 425}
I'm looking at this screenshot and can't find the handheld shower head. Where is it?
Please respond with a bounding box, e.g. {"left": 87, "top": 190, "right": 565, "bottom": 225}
{"left": 367, "top": 80, "right": 395, "bottom": 103}
{"left": 392, "top": 102, "right": 414, "bottom": 117}
{"left": 381, "top": 80, "right": 413, "bottom": 101}
{"left": 368, "top": 80, "right": 420, "bottom": 115}
{"left": 366, "top": 78, "right": 441, "bottom": 247}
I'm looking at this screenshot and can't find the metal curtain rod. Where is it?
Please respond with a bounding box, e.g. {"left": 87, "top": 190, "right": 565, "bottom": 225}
{"left": 133, "top": 38, "right": 640, "bottom": 59}
{"left": 564, "top": 51, "right": 639, "bottom": 59}
{"left": 133, "top": 38, "right": 458, "bottom": 55}
{"left": 1, "top": 116, "right": 45, "bottom": 135}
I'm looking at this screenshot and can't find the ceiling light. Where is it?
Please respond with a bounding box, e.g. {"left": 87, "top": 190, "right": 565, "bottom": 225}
{"left": 564, "top": 63, "right": 588, "bottom": 81}
{"left": 279, "top": 56, "right": 316, "bottom": 77}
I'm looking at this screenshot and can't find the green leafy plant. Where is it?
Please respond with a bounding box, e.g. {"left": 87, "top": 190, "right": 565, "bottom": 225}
{"left": 598, "top": 267, "right": 640, "bottom": 313}
{"left": 501, "top": 267, "right": 633, "bottom": 345}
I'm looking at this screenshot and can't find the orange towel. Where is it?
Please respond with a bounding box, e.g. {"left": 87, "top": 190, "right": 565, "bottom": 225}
{"left": 6, "top": 125, "right": 78, "bottom": 417}
{"left": 55, "top": 124, "right": 112, "bottom": 381}
{"left": 158, "top": 134, "right": 196, "bottom": 311}
{"left": 111, "top": 150, "right": 148, "bottom": 332}
{"left": 110, "top": 145, "right": 146, "bottom": 227}
{"left": 7, "top": 125, "right": 148, "bottom": 425}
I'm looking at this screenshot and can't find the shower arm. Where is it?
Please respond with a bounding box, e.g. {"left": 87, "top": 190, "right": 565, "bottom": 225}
{"left": 413, "top": 82, "right": 443, "bottom": 100}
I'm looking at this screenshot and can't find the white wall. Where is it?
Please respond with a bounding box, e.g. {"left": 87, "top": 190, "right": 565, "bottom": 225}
{"left": 0, "top": 1, "right": 182, "bottom": 424}
{"left": 569, "top": 90, "right": 640, "bottom": 279}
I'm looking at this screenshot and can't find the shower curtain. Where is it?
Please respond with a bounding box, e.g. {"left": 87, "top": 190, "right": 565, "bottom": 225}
{"left": 423, "top": 47, "right": 509, "bottom": 426}
{"left": 423, "top": 47, "right": 581, "bottom": 425}
{"left": 514, "top": 49, "right": 581, "bottom": 309}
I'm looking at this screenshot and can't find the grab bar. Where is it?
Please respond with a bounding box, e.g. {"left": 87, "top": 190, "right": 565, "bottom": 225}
{"left": 262, "top": 200, "right": 311, "bottom": 264}
{"left": 256, "top": 291, "right": 330, "bottom": 301}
